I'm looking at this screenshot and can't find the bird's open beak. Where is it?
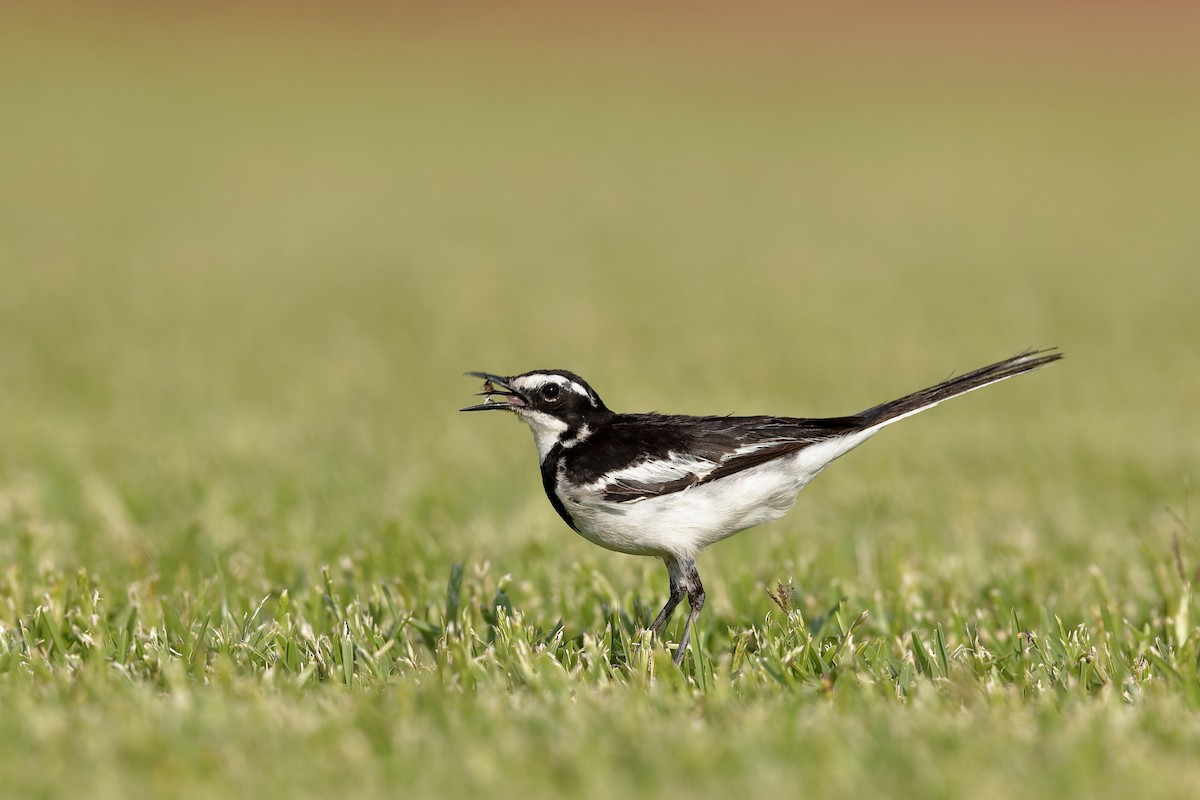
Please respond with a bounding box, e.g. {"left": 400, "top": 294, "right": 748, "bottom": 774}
{"left": 461, "top": 372, "right": 528, "bottom": 412}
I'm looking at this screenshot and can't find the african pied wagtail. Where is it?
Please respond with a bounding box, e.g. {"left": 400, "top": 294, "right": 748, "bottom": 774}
{"left": 463, "top": 349, "right": 1061, "bottom": 665}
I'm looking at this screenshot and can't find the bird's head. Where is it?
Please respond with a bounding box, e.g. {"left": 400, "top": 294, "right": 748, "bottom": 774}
{"left": 462, "top": 370, "right": 612, "bottom": 461}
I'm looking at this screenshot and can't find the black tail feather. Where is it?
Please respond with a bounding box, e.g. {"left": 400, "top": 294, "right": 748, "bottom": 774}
{"left": 858, "top": 348, "right": 1063, "bottom": 428}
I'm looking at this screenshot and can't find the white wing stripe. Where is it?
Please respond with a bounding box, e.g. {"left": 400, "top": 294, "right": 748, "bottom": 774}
{"left": 583, "top": 438, "right": 827, "bottom": 494}
{"left": 585, "top": 453, "right": 716, "bottom": 492}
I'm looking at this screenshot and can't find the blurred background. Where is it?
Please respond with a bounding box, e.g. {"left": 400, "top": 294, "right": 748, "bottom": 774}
{"left": 1, "top": 1, "right": 1198, "bottom": 605}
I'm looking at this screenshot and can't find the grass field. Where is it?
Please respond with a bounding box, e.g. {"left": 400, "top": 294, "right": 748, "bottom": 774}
{"left": 2, "top": 6, "right": 1200, "bottom": 799}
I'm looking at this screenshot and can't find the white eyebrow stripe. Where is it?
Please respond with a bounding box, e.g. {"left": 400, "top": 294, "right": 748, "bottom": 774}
{"left": 514, "top": 374, "right": 599, "bottom": 406}
{"left": 568, "top": 381, "right": 598, "bottom": 406}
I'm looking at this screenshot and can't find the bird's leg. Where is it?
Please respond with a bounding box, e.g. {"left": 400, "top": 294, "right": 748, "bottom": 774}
{"left": 673, "top": 561, "right": 705, "bottom": 667}
{"left": 649, "top": 557, "right": 705, "bottom": 666}
{"left": 648, "top": 558, "right": 686, "bottom": 636}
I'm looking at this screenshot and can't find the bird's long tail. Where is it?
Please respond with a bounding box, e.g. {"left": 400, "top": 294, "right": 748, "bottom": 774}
{"left": 857, "top": 348, "right": 1062, "bottom": 431}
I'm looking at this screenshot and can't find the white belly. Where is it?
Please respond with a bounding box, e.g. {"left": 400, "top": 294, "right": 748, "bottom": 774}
{"left": 558, "top": 431, "right": 874, "bottom": 560}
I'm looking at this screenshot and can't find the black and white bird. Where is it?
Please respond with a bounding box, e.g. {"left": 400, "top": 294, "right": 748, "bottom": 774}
{"left": 462, "top": 348, "right": 1061, "bottom": 665}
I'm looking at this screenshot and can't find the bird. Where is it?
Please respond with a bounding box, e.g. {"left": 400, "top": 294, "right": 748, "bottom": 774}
{"left": 462, "top": 348, "right": 1062, "bottom": 665}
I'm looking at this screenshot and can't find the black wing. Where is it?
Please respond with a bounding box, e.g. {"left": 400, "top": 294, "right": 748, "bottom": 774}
{"left": 564, "top": 414, "right": 865, "bottom": 502}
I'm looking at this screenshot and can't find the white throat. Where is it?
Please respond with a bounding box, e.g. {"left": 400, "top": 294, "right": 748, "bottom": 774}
{"left": 519, "top": 410, "right": 569, "bottom": 463}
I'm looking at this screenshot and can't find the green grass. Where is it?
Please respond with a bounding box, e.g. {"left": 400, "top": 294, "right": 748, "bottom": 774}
{"left": 2, "top": 9, "right": 1200, "bottom": 800}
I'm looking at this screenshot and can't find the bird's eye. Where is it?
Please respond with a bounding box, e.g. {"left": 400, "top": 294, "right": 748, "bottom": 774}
{"left": 541, "top": 384, "right": 561, "bottom": 401}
